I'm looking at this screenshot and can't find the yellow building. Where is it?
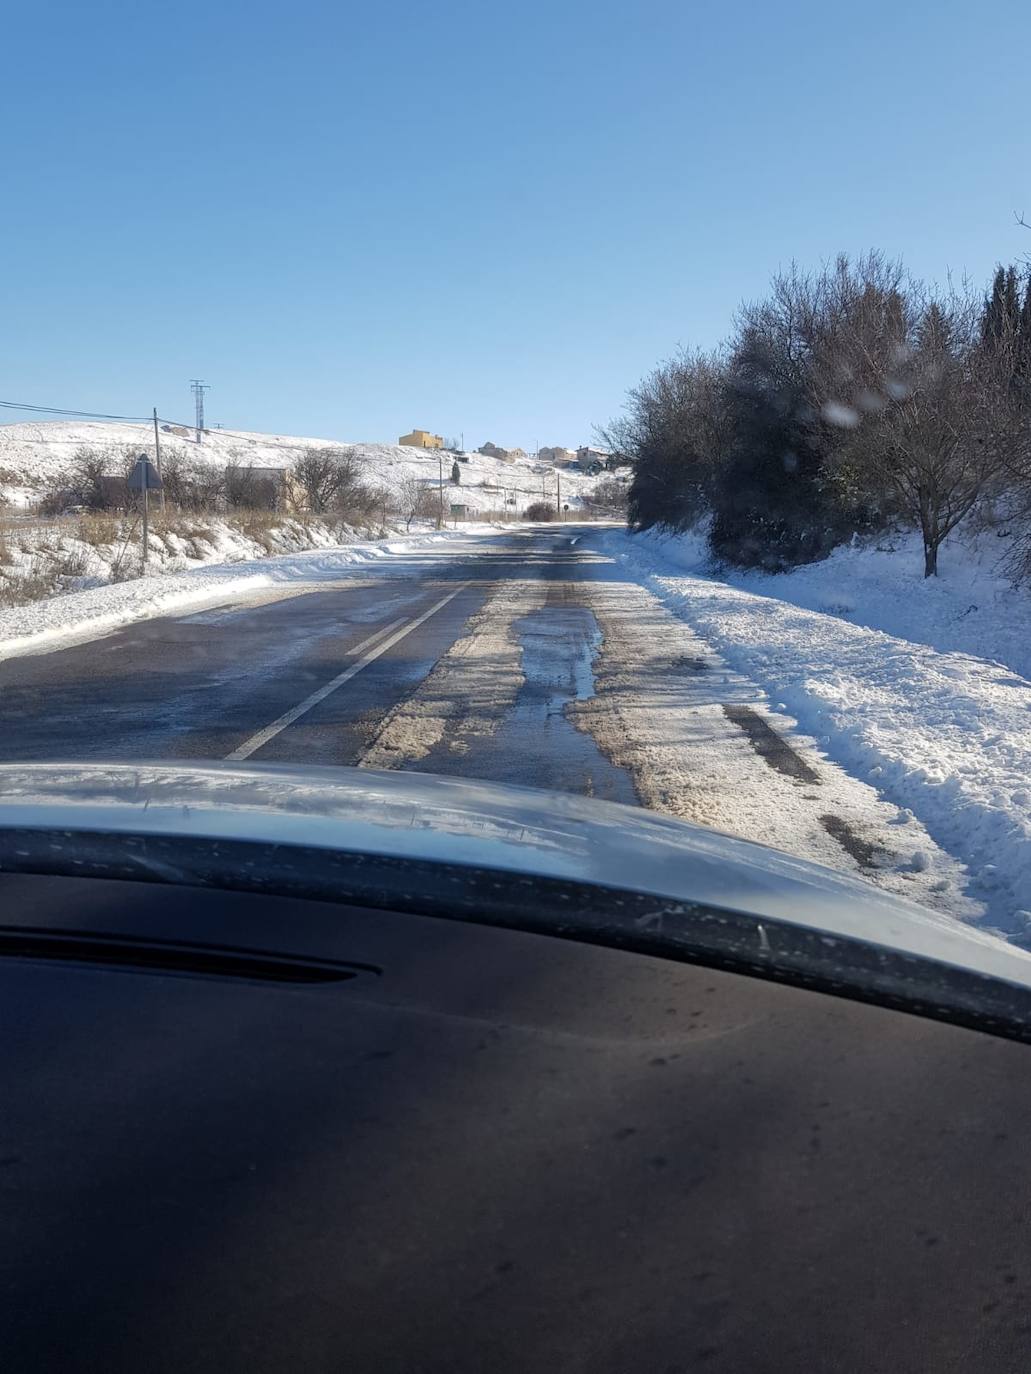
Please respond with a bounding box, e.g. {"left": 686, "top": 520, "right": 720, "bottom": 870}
{"left": 399, "top": 429, "right": 444, "bottom": 449}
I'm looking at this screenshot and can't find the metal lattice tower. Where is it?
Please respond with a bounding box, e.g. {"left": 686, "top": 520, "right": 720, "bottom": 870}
{"left": 190, "top": 379, "right": 210, "bottom": 441}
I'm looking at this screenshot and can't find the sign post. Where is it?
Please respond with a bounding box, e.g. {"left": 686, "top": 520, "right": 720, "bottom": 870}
{"left": 127, "top": 455, "right": 163, "bottom": 569}
{"left": 152, "top": 407, "right": 165, "bottom": 510}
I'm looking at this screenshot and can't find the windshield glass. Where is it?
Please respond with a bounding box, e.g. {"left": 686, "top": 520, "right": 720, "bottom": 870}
{"left": 1, "top": 0, "right": 1029, "bottom": 985}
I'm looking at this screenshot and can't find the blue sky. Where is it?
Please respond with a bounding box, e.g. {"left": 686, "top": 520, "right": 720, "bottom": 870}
{"left": 2, "top": 0, "right": 1029, "bottom": 449}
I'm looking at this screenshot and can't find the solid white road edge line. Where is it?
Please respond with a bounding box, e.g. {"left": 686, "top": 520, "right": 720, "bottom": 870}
{"left": 224, "top": 583, "right": 471, "bottom": 762}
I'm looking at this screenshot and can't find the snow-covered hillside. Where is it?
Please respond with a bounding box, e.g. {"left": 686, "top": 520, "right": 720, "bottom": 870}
{"left": 0, "top": 420, "right": 606, "bottom": 515}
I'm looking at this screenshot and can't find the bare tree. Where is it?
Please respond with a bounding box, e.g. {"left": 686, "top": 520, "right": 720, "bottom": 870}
{"left": 582, "top": 477, "right": 628, "bottom": 516}
{"left": 47, "top": 445, "right": 137, "bottom": 512}
{"left": 225, "top": 463, "right": 278, "bottom": 511}
{"left": 601, "top": 350, "right": 732, "bottom": 531}
{"left": 856, "top": 293, "right": 1023, "bottom": 576}
{"left": 291, "top": 446, "right": 364, "bottom": 513}
{"left": 70, "top": 447, "right": 110, "bottom": 511}
{"left": 157, "top": 449, "right": 207, "bottom": 509}
{"left": 395, "top": 474, "right": 439, "bottom": 531}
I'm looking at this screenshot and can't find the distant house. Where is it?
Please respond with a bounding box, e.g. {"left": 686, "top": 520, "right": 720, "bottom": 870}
{"left": 538, "top": 446, "right": 577, "bottom": 467}
{"left": 477, "top": 441, "right": 508, "bottom": 460}
{"left": 576, "top": 446, "right": 609, "bottom": 475}
{"left": 400, "top": 430, "right": 444, "bottom": 449}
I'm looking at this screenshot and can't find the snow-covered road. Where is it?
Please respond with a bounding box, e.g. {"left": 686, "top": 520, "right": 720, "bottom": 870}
{"left": 0, "top": 523, "right": 995, "bottom": 935}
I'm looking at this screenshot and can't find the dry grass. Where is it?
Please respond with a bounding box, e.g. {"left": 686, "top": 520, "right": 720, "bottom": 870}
{"left": 0, "top": 508, "right": 362, "bottom": 609}
{"left": 148, "top": 510, "right": 210, "bottom": 540}
{"left": 0, "top": 560, "right": 64, "bottom": 607}
{"left": 231, "top": 508, "right": 282, "bottom": 553}
{"left": 76, "top": 513, "right": 121, "bottom": 547}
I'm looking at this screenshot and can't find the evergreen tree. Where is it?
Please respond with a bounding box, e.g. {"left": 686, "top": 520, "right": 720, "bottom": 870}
{"left": 708, "top": 338, "right": 847, "bottom": 570}
{"left": 1005, "top": 266, "right": 1020, "bottom": 330}
{"left": 981, "top": 264, "right": 1023, "bottom": 349}
{"left": 1018, "top": 278, "right": 1031, "bottom": 379}
{"left": 982, "top": 266, "right": 1009, "bottom": 345}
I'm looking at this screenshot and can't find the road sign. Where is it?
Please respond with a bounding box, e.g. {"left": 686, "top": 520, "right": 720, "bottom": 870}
{"left": 128, "top": 454, "right": 162, "bottom": 568}
{"left": 128, "top": 457, "right": 163, "bottom": 492}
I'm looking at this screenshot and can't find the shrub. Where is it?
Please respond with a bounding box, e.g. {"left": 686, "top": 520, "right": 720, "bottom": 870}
{"left": 525, "top": 501, "right": 557, "bottom": 521}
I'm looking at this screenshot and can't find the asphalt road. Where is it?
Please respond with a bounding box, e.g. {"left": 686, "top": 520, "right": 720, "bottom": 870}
{"left": 0, "top": 523, "right": 983, "bottom": 914}
{"left": 0, "top": 527, "right": 618, "bottom": 784}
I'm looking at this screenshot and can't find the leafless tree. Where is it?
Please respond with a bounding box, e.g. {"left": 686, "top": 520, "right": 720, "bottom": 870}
{"left": 395, "top": 474, "right": 440, "bottom": 530}
{"left": 601, "top": 349, "right": 733, "bottom": 530}
{"left": 292, "top": 446, "right": 364, "bottom": 514}
{"left": 225, "top": 463, "right": 278, "bottom": 511}
{"left": 854, "top": 292, "right": 1025, "bottom": 576}
{"left": 157, "top": 449, "right": 208, "bottom": 509}
{"left": 45, "top": 445, "right": 136, "bottom": 512}
{"left": 582, "top": 477, "right": 628, "bottom": 515}
{"left": 70, "top": 447, "right": 110, "bottom": 510}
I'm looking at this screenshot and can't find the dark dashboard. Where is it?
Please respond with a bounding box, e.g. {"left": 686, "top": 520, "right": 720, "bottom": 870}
{"left": 3, "top": 870, "right": 1030, "bottom": 1373}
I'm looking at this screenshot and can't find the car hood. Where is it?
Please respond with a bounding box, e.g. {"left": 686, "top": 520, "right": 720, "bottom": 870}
{"left": 0, "top": 760, "right": 1026, "bottom": 990}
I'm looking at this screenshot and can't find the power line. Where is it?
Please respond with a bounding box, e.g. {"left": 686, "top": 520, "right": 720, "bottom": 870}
{"left": 0, "top": 397, "right": 282, "bottom": 454}
{"left": 0, "top": 394, "right": 354, "bottom": 457}
{"left": 0, "top": 399, "right": 150, "bottom": 422}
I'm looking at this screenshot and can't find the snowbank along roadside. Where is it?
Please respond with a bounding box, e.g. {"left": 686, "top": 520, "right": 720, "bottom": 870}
{"left": 600, "top": 527, "right": 1031, "bottom": 938}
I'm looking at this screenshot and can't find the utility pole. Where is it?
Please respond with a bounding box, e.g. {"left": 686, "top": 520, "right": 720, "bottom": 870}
{"left": 142, "top": 469, "right": 150, "bottom": 566}
{"left": 556, "top": 471, "right": 561, "bottom": 518}
{"left": 438, "top": 453, "right": 445, "bottom": 529}
{"left": 129, "top": 453, "right": 162, "bottom": 568}
{"left": 190, "top": 379, "right": 209, "bottom": 443}
{"left": 152, "top": 407, "right": 165, "bottom": 510}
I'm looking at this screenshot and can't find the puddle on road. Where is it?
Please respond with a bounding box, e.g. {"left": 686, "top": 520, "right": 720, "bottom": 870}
{"left": 503, "top": 604, "right": 638, "bottom": 801}
{"left": 420, "top": 602, "right": 638, "bottom": 803}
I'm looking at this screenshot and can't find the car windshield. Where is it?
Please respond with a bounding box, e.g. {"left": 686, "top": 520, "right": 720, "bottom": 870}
{"left": 1, "top": 1, "right": 1029, "bottom": 988}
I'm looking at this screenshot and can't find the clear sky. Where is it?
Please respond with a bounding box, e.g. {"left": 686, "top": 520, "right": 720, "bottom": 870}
{"left": 2, "top": 0, "right": 1029, "bottom": 450}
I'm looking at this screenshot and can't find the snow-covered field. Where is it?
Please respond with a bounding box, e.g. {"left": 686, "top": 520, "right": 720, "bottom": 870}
{"left": 603, "top": 526, "right": 1031, "bottom": 938}
{"left": 0, "top": 418, "right": 604, "bottom": 515}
